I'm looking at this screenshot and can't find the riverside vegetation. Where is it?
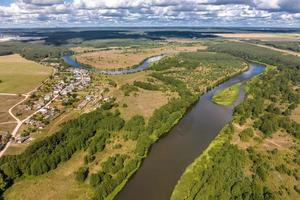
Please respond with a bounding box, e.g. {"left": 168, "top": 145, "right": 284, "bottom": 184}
{"left": 212, "top": 83, "right": 241, "bottom": 106}
{"left": 172, "top": 42, "right": 300, "bottom": 200}
{"left": 1, "top": 50, "right": 248, "bottom": 200}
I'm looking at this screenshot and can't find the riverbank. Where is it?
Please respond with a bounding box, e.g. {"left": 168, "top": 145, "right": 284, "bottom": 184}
{"left": 171, "top": 65, "right": 267, "bottom": 200}
{"left": 114, "top": 64, "right": 262, "bottom": 200}
{"left": 62, "top": 54, "right": 165, "bottom": 75}
{"left": 172, "top": 56, "right": 300, "bottom": 199}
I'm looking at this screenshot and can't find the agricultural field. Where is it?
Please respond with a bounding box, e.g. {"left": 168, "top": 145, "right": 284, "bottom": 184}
{"left": 0, "top": 95, "right": 22, "bottom": 123}
{"left": 73, "top": 42, "right": 206, "bottom": 70}
{"left": 215, "top": 33, "right": 300, "bottom": 41}
{"left": 0, "top": 54, "right": 53, "bottom": 94}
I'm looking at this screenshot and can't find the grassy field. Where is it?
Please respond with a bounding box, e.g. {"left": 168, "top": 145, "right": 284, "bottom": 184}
{"left": 0, "top": 123, "right": 16, "bottom": 135}
{"left": 75, "top": 43, "right": 206, "bottom": 70}
{"left": 291, "top": 105, "right": 300, "bottom": 124}
{"left": 212, "top": 83, "right": 241, "bottom": 106}
{"left": 108, "top": 71, "right": 176, "bottom": 120}
{"left": 0, "top": 54, "right": 52, "bottom": 94}
{"left": 4, "top": 151, "right": 93, "bottom": 200}
{"left": 0, "top": 95, "right": 23, "bottom": 123}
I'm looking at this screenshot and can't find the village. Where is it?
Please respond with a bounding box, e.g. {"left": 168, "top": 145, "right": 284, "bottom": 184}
{"left": 0, "top": 61, "right": 113, "bottom": 150}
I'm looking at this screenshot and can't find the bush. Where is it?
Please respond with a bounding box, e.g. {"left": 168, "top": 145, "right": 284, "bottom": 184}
{"left": 124, "top": 115, "right": 145, "bottom": 140}
{"left": 75, "top": 167, "right": 89, "bottom": 182}
{"left": 239, "top": 128, "right": 254, "bottom": 142}
{"left": 90, "top": 172, "right": 104, "bottom": 187}
{"left": 120, "top": 84, "right": 138, "bottom": 96}
{"left": 133, "top": 81, "right": 160, "bottom": 91}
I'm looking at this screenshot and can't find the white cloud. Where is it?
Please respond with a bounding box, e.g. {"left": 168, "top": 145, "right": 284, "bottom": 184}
{"left": 23, "top": 0, "right": 64, "bottom": 6}
{"left": 0, "top": 0, "right": 299, "bottom": 27}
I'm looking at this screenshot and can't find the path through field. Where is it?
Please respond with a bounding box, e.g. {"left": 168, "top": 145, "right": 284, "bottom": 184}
{"left": 0, "top": 69, "right": 82, "bottom": 157}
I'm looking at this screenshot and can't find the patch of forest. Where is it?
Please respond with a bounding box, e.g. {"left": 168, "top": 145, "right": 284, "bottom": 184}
{"left": 0, "top": 42, "right": 69, "bottom": 61}
{"left": 209, "top": 41, "right": 300, "bottom": 69}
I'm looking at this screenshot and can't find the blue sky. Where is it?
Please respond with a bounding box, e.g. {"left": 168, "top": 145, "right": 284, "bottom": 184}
{"left": 0, "top": 0, "right": 299, "bottom": 28}
{"left": 1, "top": 0, "right": 12, "bottom": 6}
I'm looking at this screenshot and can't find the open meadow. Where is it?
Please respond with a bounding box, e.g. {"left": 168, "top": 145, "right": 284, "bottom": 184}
{"left": 0, "top": 54, "right": 52, "bottom": 94}
{"left": 0, "top": 95, "right": 23, "bottom": 123}
{"left": 74, "top": 42, "right": 206, "bottom": 70}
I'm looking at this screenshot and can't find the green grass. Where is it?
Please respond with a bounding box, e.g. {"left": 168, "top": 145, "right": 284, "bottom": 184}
{"left": 212, "top": 83, "right": 241, "bottom": 106}
{"left": 4, "top": 152, "right": 93, "bottom": 200}
{"left": 0, "top": 54, "right": 52, "bottom": 93}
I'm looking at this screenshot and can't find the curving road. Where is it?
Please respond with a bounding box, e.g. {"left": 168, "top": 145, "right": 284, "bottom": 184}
{"left": 0, "top": 93, "right": 30, "bottom": 157}
{"left": 0, "top": 69, "right": 83, "bottom": 157}
{"left": 0, "top": 68, "right": 57, "bottom": 157}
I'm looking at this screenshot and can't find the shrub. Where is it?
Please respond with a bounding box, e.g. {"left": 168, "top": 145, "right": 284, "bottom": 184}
{"left": 75, "top": 167, "right": 89, "bottom": 182}
{"left": 239, "top": 128, "right": 254, "bottom": 142}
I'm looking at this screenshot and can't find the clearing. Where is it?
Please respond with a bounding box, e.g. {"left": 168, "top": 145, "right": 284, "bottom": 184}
{"left": 0, "top": 54, "right": 52, "bottom": 94}
{"left": 107, "top": 71, "right": 176, "bottom": 120}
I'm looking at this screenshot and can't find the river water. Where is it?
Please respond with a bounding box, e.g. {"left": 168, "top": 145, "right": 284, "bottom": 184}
{"left": 116, "top": 63, "right": 265, "bottom": 200}
{"left": 62, "top": 54, "right": 165, "bottom": 75}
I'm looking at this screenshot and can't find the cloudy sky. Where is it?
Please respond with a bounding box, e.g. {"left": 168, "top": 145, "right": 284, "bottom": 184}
{"left": 0, "top": 0, "right": 299, "bottom": 27}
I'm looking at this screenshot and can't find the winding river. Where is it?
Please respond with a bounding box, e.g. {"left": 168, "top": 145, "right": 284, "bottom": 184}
{"left": 62, "top": 54, "right": 165, "bottom": 75}
{"left": 116, "top": 63, "right": 265, "bottom": 200}
{"left": 63, "top": 56, "right": 265, "bottom": 200}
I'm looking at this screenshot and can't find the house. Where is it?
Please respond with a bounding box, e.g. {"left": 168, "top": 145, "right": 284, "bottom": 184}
{"left": 44, "top": 95, "right": 51, "bottom": 101}
{"left": 85, "top": 95, "right": 93, "bottom": 101}
{"left": 39, "top": 108, "right": 47, "bottom": 114}
{"left": 53, "top": 90, "right": 59, "bottom": 95}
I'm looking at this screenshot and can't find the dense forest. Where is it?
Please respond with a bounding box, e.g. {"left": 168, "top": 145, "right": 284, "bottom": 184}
{"left": 210, "top": 41, "right": 300, "bottom": 69}
{"left": 253, "top": 40, "right": 300, "bottom": 52}
{"left": 0, "top": 42, "right": 69, "bottom": 60}
{"left": 172, "top": 42, "right": 300, "bottom": 200}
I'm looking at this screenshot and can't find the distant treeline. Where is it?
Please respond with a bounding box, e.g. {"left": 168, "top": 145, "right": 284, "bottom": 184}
{"left": 3, "top": 30, "right": 218, "bottom": 46}
{"left": 252, "top": 40, "right": 300, "bottom": 53}
{"left": 20, "top": 30, "right": 158, "bottom": 45}
{"left": 209, "top": 41, "right": 300, "bottom": 69}
{"left": 0, "top": 42, "right": 69, "bottom": 60}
